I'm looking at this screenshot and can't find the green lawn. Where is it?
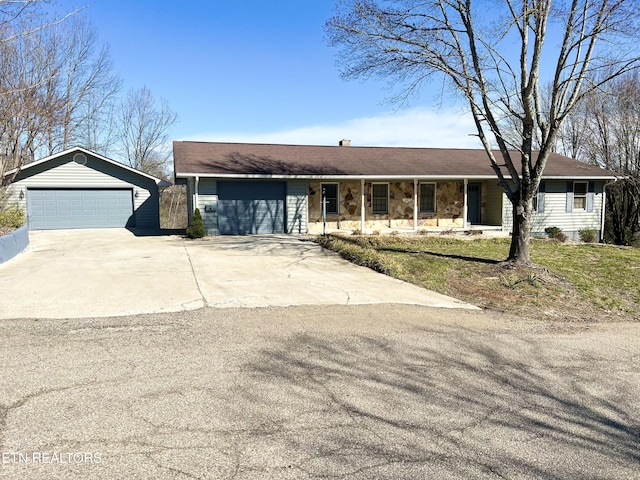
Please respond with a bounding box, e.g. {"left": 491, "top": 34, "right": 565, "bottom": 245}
{"left": 316, "top": 234, "right": 640, "bottom": 321}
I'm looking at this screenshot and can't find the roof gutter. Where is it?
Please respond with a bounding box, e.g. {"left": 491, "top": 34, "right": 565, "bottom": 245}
{"left": 175, "top": 173, "right": 498, "bottom": 180}
{"left": 175, "top": 172, "right": 617, "bottom": 181}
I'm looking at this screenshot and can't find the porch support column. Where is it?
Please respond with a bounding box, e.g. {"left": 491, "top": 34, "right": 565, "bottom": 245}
{"left": 195, "top": 176, "right": 200, "bottom": 214}
{"left": 413, "top": 178, "right": 418, "bottom": 232}
{"left": 360, "top": 178, "right": 365, "bottom": 233}
{"left": 463, "top": 178, "right": 468, "bottom": 229}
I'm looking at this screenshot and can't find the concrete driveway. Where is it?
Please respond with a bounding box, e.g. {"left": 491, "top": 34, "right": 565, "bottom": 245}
{"left": 0, "top": 230, "right": 476, "bottom": 319}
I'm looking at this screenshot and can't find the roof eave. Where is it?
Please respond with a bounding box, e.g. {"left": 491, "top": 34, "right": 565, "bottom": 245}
{"left": 4, "top": 146, "right": 170, "bottom": 185}
{"left": 541, "top": 175, "right": 616, "bottom": 180}
{"left": 175, "top": 172, "right": 616, "bottom": 180}
{"left": 175, "top": 172, "right": 502, "bottom": 180}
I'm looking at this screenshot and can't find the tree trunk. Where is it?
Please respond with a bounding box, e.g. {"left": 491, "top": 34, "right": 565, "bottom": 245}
{"left": 508, "top": 199, "right": 533, "bottom": 265}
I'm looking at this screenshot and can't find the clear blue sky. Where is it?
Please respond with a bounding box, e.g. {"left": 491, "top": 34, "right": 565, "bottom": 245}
{"left": 55, "top": 0, "right": 480, "bottom": 148}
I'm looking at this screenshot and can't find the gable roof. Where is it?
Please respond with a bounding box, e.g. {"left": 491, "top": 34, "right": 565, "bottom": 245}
{"left": 173, "top": 141, "right": 615, "bottom": 180}
{"left": 4, "top": 146, "right": 171, "bottom": 186}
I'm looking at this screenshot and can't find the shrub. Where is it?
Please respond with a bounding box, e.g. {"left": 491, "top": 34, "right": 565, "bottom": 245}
{"left": 578, "top": 228, "right": 597, "bottom": 243}
{"left": 544, "top": 226, "right": 567, "bottom": 242}
{"left": 186, "top": 208, "right": 205, "bottom": 239}
{"left": 544, "top": 226, "right": 561, "bottom": 238}
{"left": 0, "top": 208, "right": 25, "bottom": 229}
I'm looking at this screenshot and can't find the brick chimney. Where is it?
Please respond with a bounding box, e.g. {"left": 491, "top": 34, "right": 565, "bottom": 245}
{"left": 339, "top": 139, "right": 351, "bottom": 146}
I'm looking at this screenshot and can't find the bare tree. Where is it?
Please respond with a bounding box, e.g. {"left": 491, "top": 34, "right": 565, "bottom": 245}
{"left": 561, "top": 73, "right": 640, "bottom": 244}
{"left": 160, "top": 184, "right": 187, "bottom": 229}
{"left": 0, "top": 9, "right": 62, "bottom": 180}
{"left": 0, "top": 2, "right": 118, "bottom": 185}
{"left": 118, "top": 86, "right": 178, "bottom": 177}
{"left": 326, "top": 0, "right": 640, "bottom": 264}
{"left": 44, "top": 15, "right": 121, "bottom": 155}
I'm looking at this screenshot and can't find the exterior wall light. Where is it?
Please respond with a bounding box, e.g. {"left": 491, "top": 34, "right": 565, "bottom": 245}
{"left": 19, "top": 189, "right": 24, "bottom": 199}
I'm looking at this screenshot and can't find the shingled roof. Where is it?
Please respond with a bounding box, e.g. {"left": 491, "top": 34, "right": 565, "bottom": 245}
{"left": 173, "top": 141, "right": 615, "bottom": 179}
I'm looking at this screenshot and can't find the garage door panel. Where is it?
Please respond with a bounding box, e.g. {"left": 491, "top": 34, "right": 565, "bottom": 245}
{"left": 217, "top": 182, "right": 285, "bottom": 235}
{"left": 28, "top": 189, "right": 134, "bottom": 230}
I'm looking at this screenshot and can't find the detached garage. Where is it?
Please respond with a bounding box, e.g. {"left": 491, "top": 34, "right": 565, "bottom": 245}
{"left": 4, "top": 147, "right": 169, "bottom": 230}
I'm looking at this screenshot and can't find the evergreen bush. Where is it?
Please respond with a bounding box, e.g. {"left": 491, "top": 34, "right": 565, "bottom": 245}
{"left": 186, "top": 208, "right": 205, "bottom": 239}
{"left": 544, "top": 226, "right": 567, "bottom": 242}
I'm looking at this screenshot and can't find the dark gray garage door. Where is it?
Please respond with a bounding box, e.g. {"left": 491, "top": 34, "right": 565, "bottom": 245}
{"left": 217, "top": 181, "right": 285, "bottom": 235}
{"left": 28, "top": 189, "right": 134, "bottom": 230}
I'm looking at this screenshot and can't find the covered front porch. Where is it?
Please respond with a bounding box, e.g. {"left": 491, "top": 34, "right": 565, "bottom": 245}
{"left": 307, "top": 178, "right": 505, "bottom": 235}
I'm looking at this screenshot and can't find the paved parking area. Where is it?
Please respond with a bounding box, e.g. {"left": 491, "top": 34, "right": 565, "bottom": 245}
{"left": 0, "top": 306, "right": 638, "bottom": 479}
{"left": 0, "top": 230, "right": 476, "bottom": 319}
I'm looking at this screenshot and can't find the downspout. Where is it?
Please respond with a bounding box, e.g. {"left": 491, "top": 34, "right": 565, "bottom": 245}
{"left": 463, "top": 178, "right": 469, "bottom": 229}
{"left": 413, "top": 178, "right": 418, "bottom": 232}
{"left": 601, "top": 179, "right": 616, "bottom": 243}
{"left": 361, "top": 178, "right": 365, "bottom": 233}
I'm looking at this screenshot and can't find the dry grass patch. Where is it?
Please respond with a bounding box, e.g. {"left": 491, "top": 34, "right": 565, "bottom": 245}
{"left": 316, "top": 234, "right": 640, "bottom": 322}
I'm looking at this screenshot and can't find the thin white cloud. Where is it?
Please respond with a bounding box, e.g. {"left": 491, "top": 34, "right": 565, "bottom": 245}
{"left": 180, "top": 107, "right": 483, "bottom": 148}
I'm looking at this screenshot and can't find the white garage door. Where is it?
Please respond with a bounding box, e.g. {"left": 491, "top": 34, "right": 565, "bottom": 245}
{"left": 28, "top": 189, "right": 134, "bottom": 230}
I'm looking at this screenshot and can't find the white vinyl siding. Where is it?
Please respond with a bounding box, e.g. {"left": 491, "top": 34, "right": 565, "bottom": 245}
{"left": 502, "top": 180, "right": 604, "bottom": 240}
{"left": 7, "top": 153, "right": 160, "bottom": 228}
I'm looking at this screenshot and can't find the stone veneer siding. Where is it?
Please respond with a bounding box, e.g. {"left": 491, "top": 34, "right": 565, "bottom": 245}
{"left": 308, "top": 181, "right": 465, "bottom": 233}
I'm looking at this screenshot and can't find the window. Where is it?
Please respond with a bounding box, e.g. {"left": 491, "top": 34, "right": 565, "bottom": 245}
{"left": 321, "top": 183, "right": 338, "bottom": 215}
{"left": 533, "top": 181, "right": 545, "bottom": 213}
{"left": 573, "top": 181, "right": 587, "bottom": 210}
{"left": 419, "top": 183, "right": 436, "bottom": 213}
{"left": 372, "top": 183, "right": 388, "bottom": 214}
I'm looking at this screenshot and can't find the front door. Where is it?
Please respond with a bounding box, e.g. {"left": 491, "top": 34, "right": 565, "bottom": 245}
{"left": 467, "top": 183, "right": 482, "bottom": 225}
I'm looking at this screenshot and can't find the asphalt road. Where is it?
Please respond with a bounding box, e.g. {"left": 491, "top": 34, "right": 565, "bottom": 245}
{"left": 1, "top": 305, "right": 638, "bottom": 479}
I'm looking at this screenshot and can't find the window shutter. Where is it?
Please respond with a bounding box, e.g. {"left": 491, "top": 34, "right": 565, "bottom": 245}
{"left": 586, "top": 181, "right": 595, "bottom": 213}
{"left": 537, "top": 181, "right": 546, "bottom": 213}
{"left": 566, "top": 181, "right": 574, "bottom": 213}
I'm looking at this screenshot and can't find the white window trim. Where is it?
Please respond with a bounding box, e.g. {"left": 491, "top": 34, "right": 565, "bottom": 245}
{"left": 321, "top": 182, "right": 339, "bottom": 215}
{"left": 372, "top": 182, "right": 389, "bottom": 214}
{"left": 419, "top": 182, "right": 437, "bottom": 213}
{"left": 574, "top": 181, "right": 588, "bottom": 211}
